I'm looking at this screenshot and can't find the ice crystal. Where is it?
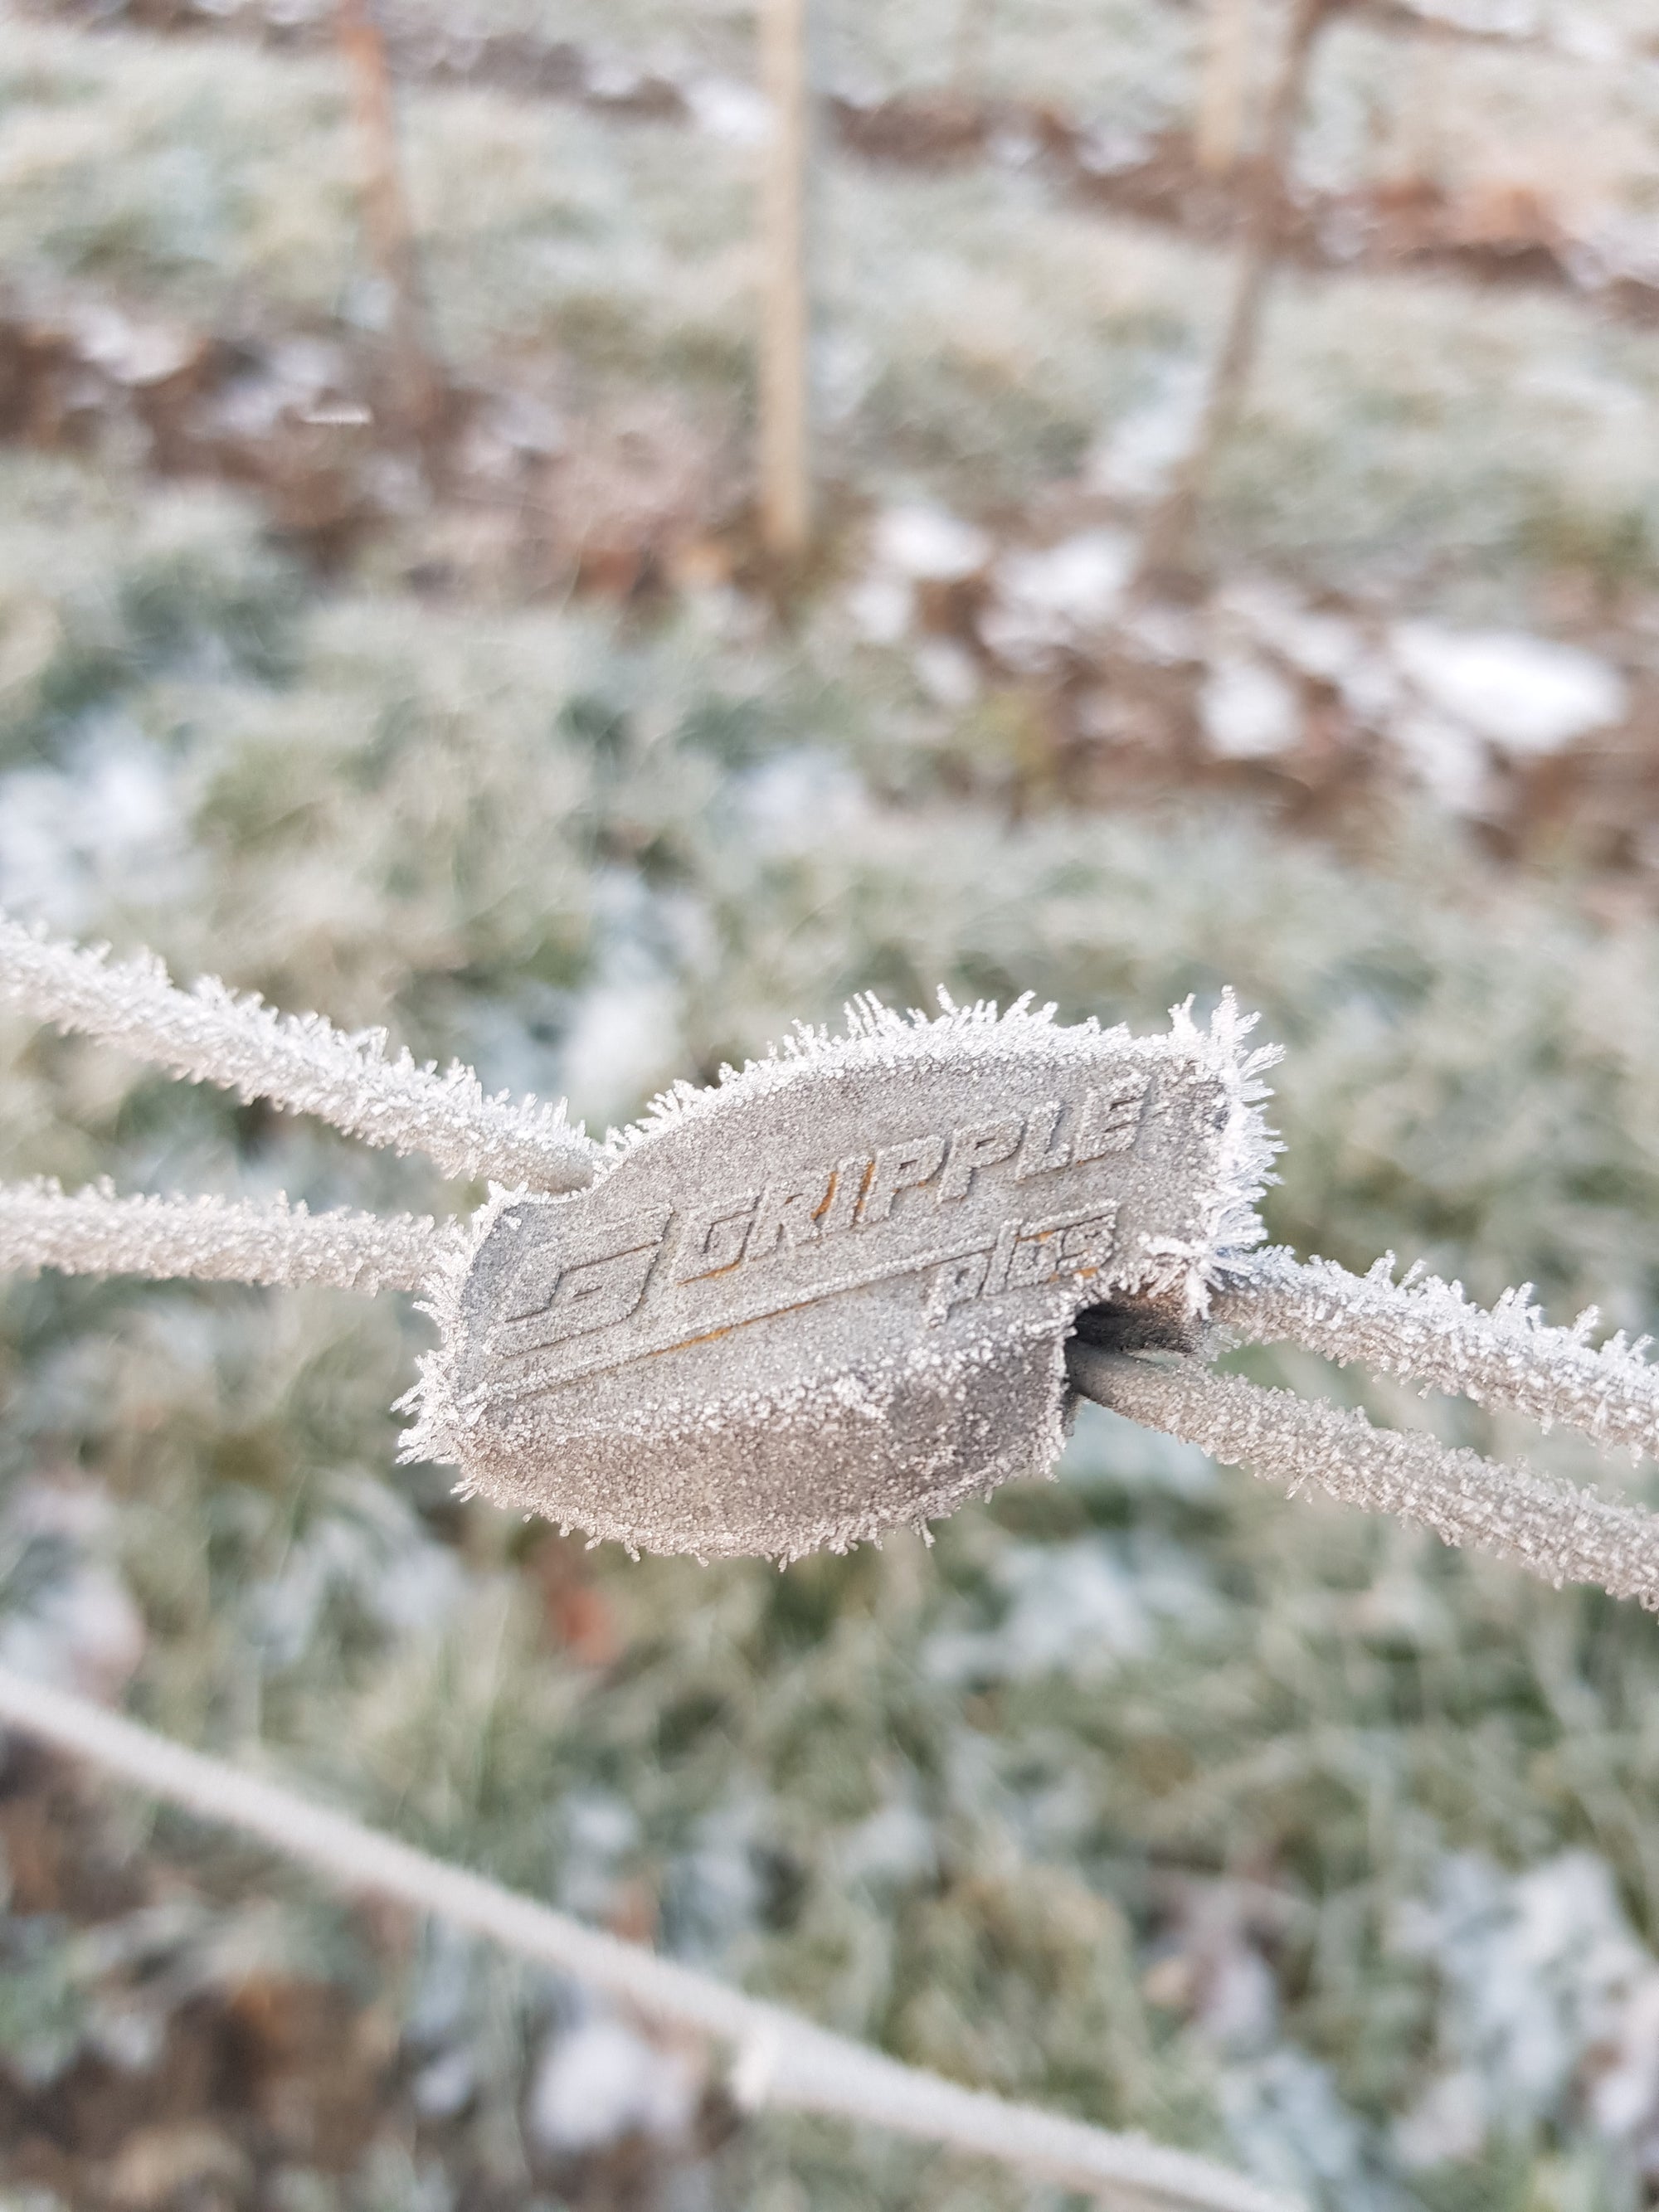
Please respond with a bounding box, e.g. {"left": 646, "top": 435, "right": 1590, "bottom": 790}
{"left": 0, "top": 1179, "right": 445, "bottom": 1296}
{"left": 0, "top": 911, "right": 600, "bottom": 1193}
{"left": 1073, "top": 1343, "right": 1659, "bottom": 1609}
{"left": 1219, "top": 1247, "right": 1659, "bottom": 1463}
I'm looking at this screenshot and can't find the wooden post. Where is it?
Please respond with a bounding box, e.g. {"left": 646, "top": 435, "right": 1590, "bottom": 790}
{"left": 1194, "top": 0, "right": 1255, "bottom": 177}
{"left": 758, "top": 0, "right": 813, "bottom": 564}
{"left": 1134, "top": 0, "right": 1328, "bottom": 591}
{"left": 334, "top": 0, "right": 445, "bottom": 470}
{"left": 951, "top": 0, "right": 992, "bottom": 94}
{"left": 1384, "top": 35, "right": 1439, "bottom": 186}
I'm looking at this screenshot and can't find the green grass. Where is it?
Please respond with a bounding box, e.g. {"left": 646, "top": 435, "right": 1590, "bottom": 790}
{"left": 6, "top": 451, "right": 1659, "bottom": 2203}
{"left": 6, "top": 11, "right": 1659, "bottom": 608}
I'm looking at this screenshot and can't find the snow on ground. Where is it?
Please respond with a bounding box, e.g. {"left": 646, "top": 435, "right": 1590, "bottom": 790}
{"left": 527, "top": 2013, "right": 703, "bottom": 2157}
{"left": 847, "top": 501, "right": 1641, "bottom": 809}
{"left": 0, "top": 1480, "right": 145, "bottom": 1704}
{"left": 1394, "top": 1852, "right": 1659, "bottom": 2175}
{"left": 979, "top": 531, "right": 1135, "bottom": 670}
{"left": 1199, "top": 654, "right": 1302, "bottom": 761}
{"left": 1392, "top": 624, "right": 1627, "bottom": 755}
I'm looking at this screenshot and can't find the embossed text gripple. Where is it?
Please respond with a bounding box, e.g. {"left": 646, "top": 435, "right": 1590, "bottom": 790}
{"left": 409, "top": 996, "right": 1272, "bottom": 1559}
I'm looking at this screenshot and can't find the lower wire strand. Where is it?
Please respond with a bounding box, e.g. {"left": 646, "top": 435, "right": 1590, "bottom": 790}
{"left": 0, "top": 1663, "right": 1292, "bottom": 2212}
{"left": 1067, "top": 1340, "right": 1659, "bottom": 1609}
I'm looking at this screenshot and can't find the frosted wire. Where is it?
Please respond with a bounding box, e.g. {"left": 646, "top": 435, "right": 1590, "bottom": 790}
{"left": 1069, "top": 1344, "right": 1659, "bottom": 1607}
{"left": 0, "top": 1180, "right": 444, "bottom": 1296}
{"left": 1217, "top": 1248, "right": 1659, "bottom": 1462}
{"left": 0, "top": 912, "right": 601, "bottom": 1193}
{"left": 0, "top": 1666, "right": 1293, "bottom": 2212}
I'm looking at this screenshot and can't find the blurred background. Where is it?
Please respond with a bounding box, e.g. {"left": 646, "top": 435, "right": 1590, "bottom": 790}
{"left": 3, "top": 0, "right": 1659, "bottom": 2203}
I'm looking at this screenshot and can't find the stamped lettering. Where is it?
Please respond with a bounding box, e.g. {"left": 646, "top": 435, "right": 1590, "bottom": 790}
{"left": 820, "top": 1156, "right": 871, "bottom": 1237}
{"left": 938, "top": 1115, "right": 1024, "bottom": 1203}
{"left": 493, "top": 1206, "right": 672, "bottom": 1360}
{"left": 1013, "top": 1100, "right": 1072, "bottom": 1181}
{"left": 745, "top": 1169, "right": 834, "bottom": 1260}
{"left": 672, "top": 1191, "right": 759, "bottom": 1281}
{"left": 435, "top": 994, "right": 1270, "bottom": 1561}
{"left": 860, "top": 1135, "right": 946, "bottom": 1223}
{"left": 1074, "top": 1075, "right": 1149, "bottom": 1160}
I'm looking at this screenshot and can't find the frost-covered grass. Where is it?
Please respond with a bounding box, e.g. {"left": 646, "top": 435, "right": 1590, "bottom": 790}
{"left": 2, "top": 0, "right": 1659, "bottom": 2197}
{"left": 348, "top": 0, "right": 1659, "bottom": 211}
{"left": 7, "top": 454, "right": 1659, "bottom": 2204}
{"left": 6, "top": 10, "right": 1659, "bottom": 602}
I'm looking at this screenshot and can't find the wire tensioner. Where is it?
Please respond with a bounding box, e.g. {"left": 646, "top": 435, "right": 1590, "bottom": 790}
{"left": 4, "top": 913, "right": 1659, "bottom": 1599}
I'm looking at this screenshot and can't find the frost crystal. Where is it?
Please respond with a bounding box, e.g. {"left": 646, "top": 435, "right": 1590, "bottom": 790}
{"left": 0, "top": 1179, "right": 446, "bottom": 1296}
{"left": 2, "top": 912, "right": 1657, "bottom": 1608}
{"left": 1218, "top": 1247, "right": 1659, "bottom": 1463}
{"left": 0, "top": 910, "right": 600, "bottom": 1192}
{"left": 1073, "top": 1344, "right": 1659, "bottom": 1610}
{"left": 403, "top": 989, "right": 1278, "bottom": 1561}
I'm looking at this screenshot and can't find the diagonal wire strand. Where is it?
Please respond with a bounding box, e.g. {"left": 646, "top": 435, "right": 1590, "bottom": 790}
{"left": 1068, "top": 1342, "right": 1659, "bottom": 1607}
{"left": 0, "top": 1180, "right": 446, "bottom": 1296}
{"left": 1216, "top": 1247, "right": 1659, "bottom": 1462}
{"left": 0, "top": 912, "right": 601, "bottom": 1193}
{"left": 0, "top": 1664, "right": 1295, "bottom": 2212}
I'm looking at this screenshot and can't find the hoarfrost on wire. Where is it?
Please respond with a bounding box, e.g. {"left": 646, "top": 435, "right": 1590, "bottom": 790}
{"left": 0, "top": 908, "right": 601, "bottom": 1194}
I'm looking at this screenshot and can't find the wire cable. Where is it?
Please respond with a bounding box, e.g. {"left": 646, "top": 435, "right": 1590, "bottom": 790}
{"left": 0, "top": 1664, "right": 1294, "bottom": 2212}
{"left": 1216, "top": 1247, "right": 1659, "bottom": 1463}
{"left": 0, "top": 912, "right": 600, "bottom": 1193}
{"left": 1068, "top": 1341, "right": 1659, "bottom": 1607}
{"left": 0, "top": 1180, "right": 446, "bottom": 1296}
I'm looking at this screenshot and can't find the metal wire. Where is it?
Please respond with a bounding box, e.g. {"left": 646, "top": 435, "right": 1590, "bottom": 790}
{"left": 0, "top": 912, "right": 600, "bottom": 1192}
{"left": 0, "top": 1664, "right": 1295, "bottom": 2212}
{"left": 1068, "top": 1340, "right": 1659, "bottom": 1607}
{"left": 1217, "top": 1247, "right": 1659, "bottom": 1463}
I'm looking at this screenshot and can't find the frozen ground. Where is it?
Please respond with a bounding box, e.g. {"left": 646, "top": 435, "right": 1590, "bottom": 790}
{"left": 5, "top": 3, "right": 1659, "bottom": 600}
{"left": 4, "top": 0, "right": 1659, "bottom": 868}
{"left": 3, "top": 0, "right": 1659, "bottom": 2202}
{"left": 2, "top": 455, "right": 1659, "bottom": 2207}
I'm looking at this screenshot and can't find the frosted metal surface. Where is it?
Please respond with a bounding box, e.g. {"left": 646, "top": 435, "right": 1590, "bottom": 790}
{"left": 416, "top": 997, "right": 1273, "bottom": 1558}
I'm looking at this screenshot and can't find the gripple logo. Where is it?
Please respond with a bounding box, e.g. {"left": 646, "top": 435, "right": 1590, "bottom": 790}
{"left": 489, "top": 1074, "right": 1148, "bottom": 1375}
{"left": 440, "top": 1011, "right": 1243, "bottom": 1561}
